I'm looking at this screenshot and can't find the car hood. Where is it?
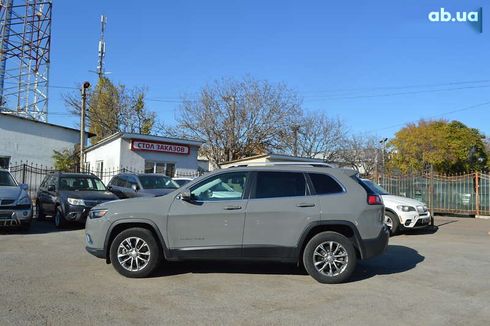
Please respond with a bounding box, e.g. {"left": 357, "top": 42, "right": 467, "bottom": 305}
{"left": 0, "top": 186, "right": 22, "bottom": 200}
{"left": 141, "top": 188, "right": 177, "bottom": 197}
{"left": 62, "top": 191, "right": 118, "bottom": 201}
{"left": 381, "top": 195, "right": 426, "bottom": 207}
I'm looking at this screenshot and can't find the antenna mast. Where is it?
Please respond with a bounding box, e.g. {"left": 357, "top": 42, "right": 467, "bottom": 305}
{"left": 0, "top": 0, "right": 52, "bottom": 122}
{"left": 96, "top": 15, "right": 107, "bottom": 78}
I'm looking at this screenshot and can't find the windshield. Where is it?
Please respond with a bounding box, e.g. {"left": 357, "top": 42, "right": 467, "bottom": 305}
{"left": 0, "top": 171, "right": 17, "bottom": 186}
{"left": 362, "top": 180, "right": 390, "bottom": 195}
{"left": 139, "top": 175, "right": 179, "bottom": 190}
{"left": 59, "top": 177, "right": 107, "bottom": 191}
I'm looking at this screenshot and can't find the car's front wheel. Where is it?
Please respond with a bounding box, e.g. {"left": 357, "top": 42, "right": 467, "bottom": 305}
{"left": 303, "top": 231, "right": 357, "bottom": 284}
{"left": 384, "top": 211, "right": 400, "bottom": 236}
{"left": 54, "top": 207, "right": 67, "bottom": 229}
{"left": 109, "top": 228, "right": 161, "bottom": 278}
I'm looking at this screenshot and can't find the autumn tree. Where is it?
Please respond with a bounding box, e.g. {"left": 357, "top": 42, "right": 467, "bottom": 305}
{"left": 167, "top": 77, "right": 302, "bottom": 166}
{"left": 52, "top": 146, "right": 79, "bottom": 171}
{"left": 64, "top": 78, "right": 156, "bottom": 143}
{"left": 389, "top": 120, "right": 487, "bottom": 174}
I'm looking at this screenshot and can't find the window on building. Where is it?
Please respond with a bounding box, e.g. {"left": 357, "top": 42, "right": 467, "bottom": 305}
{"left": 254, "top": 172, "right": 307, "bottom": 199}
{"left": 144, "top": 161, "right": 176, "bottom": 177}
{"left": 0, "top": 156, "right": 10, "bottom": 169}
{"left": 95, "top": 161, "right": 104, "bottom": 178}
{"left": 308, "top": 173, "right": 344, "bottom": 195}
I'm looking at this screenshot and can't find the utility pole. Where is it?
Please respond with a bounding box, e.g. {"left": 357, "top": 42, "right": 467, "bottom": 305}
{"left": 223, "top": 95, "right": 236, "bottom": 162}
{"left": 379, "top": 138, "right": 388, "bottom": 179}
{"left": 80, "top": 82, "right": 91, "bottom": 172}
{"left": 291, "top": 124, "right": 300, "bottom": 156}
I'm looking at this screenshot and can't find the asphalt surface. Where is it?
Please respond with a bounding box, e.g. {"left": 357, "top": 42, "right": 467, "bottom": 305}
{"left": 1, "top": 216, "right": 490, "bottom": 326}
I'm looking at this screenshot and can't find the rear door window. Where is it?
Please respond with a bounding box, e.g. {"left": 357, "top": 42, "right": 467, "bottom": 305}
{"left": 308, "top": 173, "right": 344, "bottom": 195}
{"left": 254, "top": 172, "right": 307, "bottom": 199}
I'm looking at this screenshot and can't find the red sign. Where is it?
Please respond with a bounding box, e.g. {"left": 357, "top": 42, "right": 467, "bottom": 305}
{"left": 131, "top": 139, "right": 190, "bottom": 155}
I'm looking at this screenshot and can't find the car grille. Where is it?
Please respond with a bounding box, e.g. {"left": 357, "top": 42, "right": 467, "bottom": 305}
{"left": 0, "top": 199, "right": 15, "bottom": 206}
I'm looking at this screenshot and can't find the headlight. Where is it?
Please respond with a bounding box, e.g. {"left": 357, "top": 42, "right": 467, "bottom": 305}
{"left": 397, "top": 205, "right": 416, "bottom": 212}
{"left": 67, "top": 198, "right": 86, "bottom": 206}
{"left": 89, "top": 209, "right": 108, "bottom": 219}
{"left": 17, "top": 195, "right": 31, "bottom": 205}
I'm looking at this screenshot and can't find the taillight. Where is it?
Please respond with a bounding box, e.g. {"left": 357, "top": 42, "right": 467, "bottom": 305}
{"left": 368, "top": 194, "right": 383, "bottom": 205}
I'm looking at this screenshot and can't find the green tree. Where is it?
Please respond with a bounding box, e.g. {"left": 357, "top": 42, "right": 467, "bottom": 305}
{"left": 63, "top": 78, "right": 156, "bottom": 144}
{"left": 52, "top": 146, "right": 79, "bottom": 171}
{"left": 389, "top": 120, "right": 487, "bottom": 174}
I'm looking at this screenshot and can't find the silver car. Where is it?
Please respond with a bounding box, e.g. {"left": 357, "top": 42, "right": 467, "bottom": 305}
{"left": 86, "top": 164, "right": 388, "bottom": 284}
{"left": 0, "top": 169, "right": 33, "bottom": 230}
{"left": 107, "top": 173, "right": 180, "bottom": 199}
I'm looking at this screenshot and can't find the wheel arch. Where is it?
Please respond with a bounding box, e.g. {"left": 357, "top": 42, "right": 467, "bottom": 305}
{"left": 297, "top": 220, "right": 365, "bottom": 261}
{"left": 104, "top": 219, "right": 170, "bottom": 264}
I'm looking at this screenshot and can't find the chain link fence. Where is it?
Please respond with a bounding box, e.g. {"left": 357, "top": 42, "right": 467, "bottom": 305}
{"left": 378, "top": 172, "right": 489, "bottom": 217}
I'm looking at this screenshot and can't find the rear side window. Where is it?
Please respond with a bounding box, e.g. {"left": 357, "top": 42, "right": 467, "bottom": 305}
{"left": 254, "top": 172, "right": 306, "bottom": 198}
{"left": 309, "top": 173, "right": 344, "bottom": 195}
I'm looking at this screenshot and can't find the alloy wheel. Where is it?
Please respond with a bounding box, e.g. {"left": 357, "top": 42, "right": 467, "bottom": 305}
{"left": 312, "top": 241, "right": 349, "bottom": 277}
{"left": 117, "top": 237, "right": 151, "bottom": 272}
{"left": 384, "top": 215, "right": 393, "bottom": 230}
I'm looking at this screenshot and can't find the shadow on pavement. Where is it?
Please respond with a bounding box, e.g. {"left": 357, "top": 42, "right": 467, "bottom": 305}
{"left": 350, "top": 244, "right": 424, "bottom": 282}
{"left": 403, "top": 225, "right": 439, "bottom": 236}
{"left": 151, "top": 244, "right": 423, "bottom": 283}
{"left": 0, "top": 219, "right": 84, "bottom": 235}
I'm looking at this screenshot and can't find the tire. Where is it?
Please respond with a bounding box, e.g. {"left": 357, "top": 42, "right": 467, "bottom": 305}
{"left": 36, "top": 202, "right": 45, "bottom": 221}
{"left": 109, "top": 228, "right": 161, "bottom": 278}
{"left": 384, "top": 211, "right": 400, "bottom": 236}
{"left": 303, "top": 231, "right": 357, "bottom": 284}
{"left": 54, "top": 207, "right": 67, "bottom": 229}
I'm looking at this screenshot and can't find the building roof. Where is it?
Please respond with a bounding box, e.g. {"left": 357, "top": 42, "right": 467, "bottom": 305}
{"left": 0, "top": 112, "right": 95, "bottom": 137}
{"left": 219, "top": 153, "right": 327, "bottom": 166}
{"left": 84, "top": 132, "right": 204, "bottom": 152}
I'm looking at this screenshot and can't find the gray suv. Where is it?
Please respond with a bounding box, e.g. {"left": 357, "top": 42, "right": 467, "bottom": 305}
{"left": 85, "top": 164, "right": 388, "bottom": 283}
{"left": 107, "top": 173, "right": 179, "bottom": 198}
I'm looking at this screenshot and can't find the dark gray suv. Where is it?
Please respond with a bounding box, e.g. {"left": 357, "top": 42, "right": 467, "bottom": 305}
{"left": 85, "top": 164, "right": 388, "bottom": 283}
{"left": 107, "top": 173, "right": 179, "bottom": 199}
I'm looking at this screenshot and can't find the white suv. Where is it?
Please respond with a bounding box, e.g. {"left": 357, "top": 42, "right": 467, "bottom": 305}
{"left": 361, "top": 179, "right": 431, "bottom": 235}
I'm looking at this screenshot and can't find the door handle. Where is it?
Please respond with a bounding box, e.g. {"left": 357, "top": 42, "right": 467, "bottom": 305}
{"left": 224, "top": 205, "right": 242, "bottom": 210}
{"left": 297, "top": 203, "right": 316, "bottom": 208}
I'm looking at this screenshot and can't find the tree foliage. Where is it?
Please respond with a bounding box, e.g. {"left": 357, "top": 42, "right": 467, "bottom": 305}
{"left": 63, "top": 77, "right": 156, "bottom": 144}
{"left": 389, "top": 120, "right": 487, "bottom": 174}
{"left": 52, "top": 146, "right": 79, "bottom": 171}
{"left": 166, "top": 77, "right": 302, "bottom": 166}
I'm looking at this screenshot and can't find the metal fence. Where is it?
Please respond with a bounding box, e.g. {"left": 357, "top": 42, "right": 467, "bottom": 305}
{"left": 378, "top": 172, "right": 490, "bottom": 217}
{"left": 8, "top": 162, "right": 204, "bottom": 201}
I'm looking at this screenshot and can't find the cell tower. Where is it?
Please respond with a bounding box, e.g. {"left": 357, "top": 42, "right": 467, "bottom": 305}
{"left": 0, "top": 0, "right": 52, "bottom": 122}
{"left": 97, "top": 15, "right": 107, "bottom": 78}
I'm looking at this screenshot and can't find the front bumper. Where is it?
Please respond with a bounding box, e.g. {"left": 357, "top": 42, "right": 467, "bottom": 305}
{"left": 398, "top": 210, "right": 431, "bottom": 229}
{"left": 0, "top": 206, "right": 33, "bottom": 226}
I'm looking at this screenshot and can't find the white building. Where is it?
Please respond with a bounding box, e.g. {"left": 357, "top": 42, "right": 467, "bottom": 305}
{"left": 84, "top": 132, "right": 204, "bottom": 182}
{"left": 0, "top": 112, "right": 91, "bottom": 169}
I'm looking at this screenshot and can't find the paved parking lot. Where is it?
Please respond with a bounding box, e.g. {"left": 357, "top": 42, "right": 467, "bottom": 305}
{"left": 1, "top": 216, "right": 490, "bottom": 325}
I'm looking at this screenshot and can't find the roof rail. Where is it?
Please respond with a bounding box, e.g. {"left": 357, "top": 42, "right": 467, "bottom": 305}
{"left": 226, "top": 162, "right": 333, "bottom": 168}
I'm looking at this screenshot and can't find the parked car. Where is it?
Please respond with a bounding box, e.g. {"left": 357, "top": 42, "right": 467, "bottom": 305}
{"left": 36, "top": 172, "right": 118, "bottom": 228}
{"left": 107, "top": 173, "right": 180, "bottom": 199}
{"left": 361, "top": 179, "right": 431, "bottom": 235}
{"left": 0, "top": 169, "right": 32, "bottom": 230}
{"left": 172, "top": 177, "right": 193, "bottom": 187}
{"left": 86, "top": 163, "right": 389, "bottom": 283}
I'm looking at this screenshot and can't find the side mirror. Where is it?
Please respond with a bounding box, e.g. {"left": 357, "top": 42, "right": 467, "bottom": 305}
{"left": 131, "top": 184, "right": 139, "bottom": 192}
{"left": 180, "top": 190, "right": 193, "bottom": 202}
{"left": 107, "top": 185, "right": 113, "bottom": 191}
{"left": 47, "top": 185, "right": 55, "bottom": 192}
{"left": 20, "top": 183, "right": 28, "bottom": 191}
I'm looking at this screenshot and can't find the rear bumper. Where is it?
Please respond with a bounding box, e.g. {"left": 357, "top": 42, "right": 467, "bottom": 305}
{"left": 360, "top": 226, "right": 389, "bottom": 259}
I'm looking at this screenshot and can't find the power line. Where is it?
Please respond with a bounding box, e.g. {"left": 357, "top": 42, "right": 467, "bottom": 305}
{"left": 363, "top": 100, "right": 490, "bottom": 134}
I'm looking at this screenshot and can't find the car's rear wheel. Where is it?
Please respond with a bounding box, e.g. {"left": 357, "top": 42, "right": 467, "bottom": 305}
{"left": 303, "top": 231, "right": 357, "bottom": 284}
{"left": 54, "top": 207, "right": 67, "bottom": 229}
{"left": 109, "top": 228, "right": 161, "bottom": 278}
{"left": 384, "top": 211, "right": 400, "bottom": 236}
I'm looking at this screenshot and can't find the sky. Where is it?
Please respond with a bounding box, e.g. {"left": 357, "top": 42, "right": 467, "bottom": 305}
{"left": 47, "top": 0, "right": 490, "bottom": 139}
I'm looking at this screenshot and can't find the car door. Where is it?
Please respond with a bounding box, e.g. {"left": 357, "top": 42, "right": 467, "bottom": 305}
{"left": 167, "top": 171, "right": 250, "bottom": 258}
{"left": 42, "top": 175, "right": 58, "bottom": 215}
{"left": 108, "top": 176, "right": 125, "bottom": 198}
{"left": 242, "top": 171, "right": 321, "bottom": 259}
